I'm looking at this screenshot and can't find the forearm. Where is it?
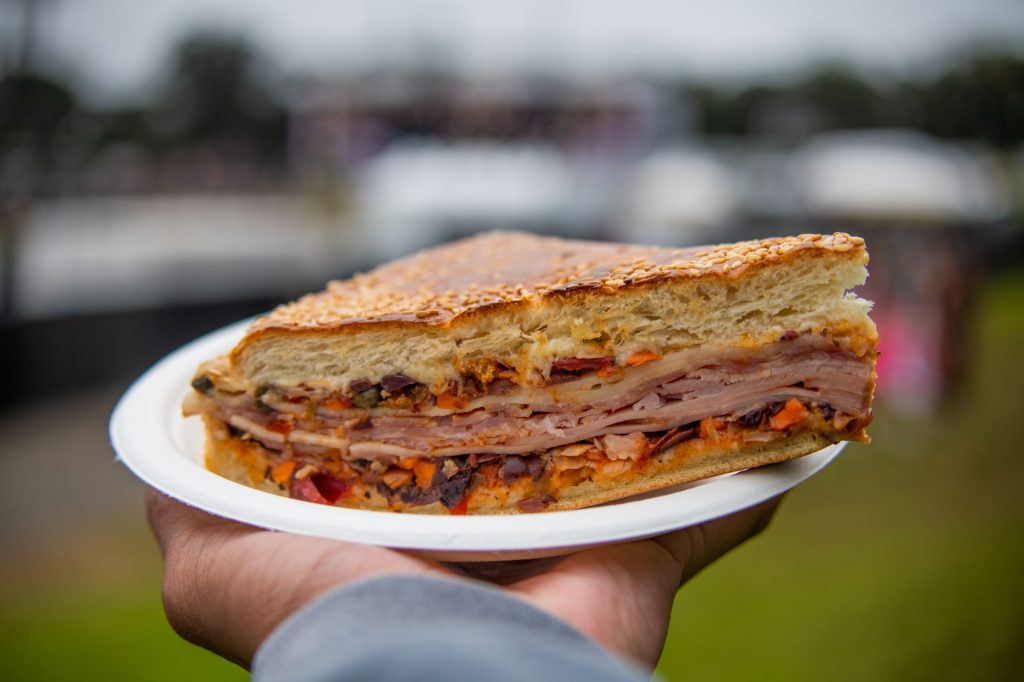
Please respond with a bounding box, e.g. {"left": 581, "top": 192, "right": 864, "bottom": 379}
{"left": 253, "top": 574, "right": 650, "bottom": 682}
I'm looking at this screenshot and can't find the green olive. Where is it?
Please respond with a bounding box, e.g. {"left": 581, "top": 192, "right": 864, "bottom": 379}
{"left": 352, "top": 386, "right": 382, "bottom": 408}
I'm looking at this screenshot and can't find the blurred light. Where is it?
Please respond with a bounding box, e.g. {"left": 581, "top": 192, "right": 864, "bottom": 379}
{"left": 355, "top": 140, "right": 582, "bottom": 259}
{"left": 14, "top": 194, "right": 347, "bottom": 319}
{"left": 791, "top": 129, "right": 1011, "bottom": 221}
{"left": 617, "top": 146, "right": 736, "bottom": 245}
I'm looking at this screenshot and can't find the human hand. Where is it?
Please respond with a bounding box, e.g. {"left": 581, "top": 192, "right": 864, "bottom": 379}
{"left": 506, "top": 496, "right": 782, "bottom": 667}
{"left": 146, "top": 489, "right": 448, "bottom": 668}
{"left": 147, "top": 489, "right": 780, "bottom": 670}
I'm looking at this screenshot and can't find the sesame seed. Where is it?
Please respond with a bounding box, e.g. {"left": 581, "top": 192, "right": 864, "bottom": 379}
{"left": 245, "top": 231, "right": 865, "bottom": 331}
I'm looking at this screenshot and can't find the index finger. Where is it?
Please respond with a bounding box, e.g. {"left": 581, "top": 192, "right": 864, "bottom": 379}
{"left": 145, "top": 488, "right": 246, "bottom": 555}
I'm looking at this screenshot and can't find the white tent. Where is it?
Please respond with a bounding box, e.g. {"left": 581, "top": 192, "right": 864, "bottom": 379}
{"left": 790, "top": 129, "right": 1010, "bottom": 222}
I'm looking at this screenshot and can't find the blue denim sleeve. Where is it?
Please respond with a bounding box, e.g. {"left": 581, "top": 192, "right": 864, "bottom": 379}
{"left": 252, "top": 574, "right": 651, "bottom": 682}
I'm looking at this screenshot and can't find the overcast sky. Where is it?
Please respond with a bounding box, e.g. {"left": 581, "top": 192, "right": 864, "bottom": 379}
{"left": 5, "top": 0, "right": 1024, "bottom": 103}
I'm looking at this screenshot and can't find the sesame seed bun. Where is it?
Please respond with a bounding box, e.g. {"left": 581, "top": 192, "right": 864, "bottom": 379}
{"left": 228, "top": 231, "right": 874, "bottom": 394}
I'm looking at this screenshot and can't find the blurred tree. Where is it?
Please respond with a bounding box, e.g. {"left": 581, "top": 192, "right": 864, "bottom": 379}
{"left": 793, "top": 66, "right": 881, "bottom": 129}
{"left": 684, "top": 53, "right": 1023, "bottom": 147}
{"left": 689, "top": 84, "right": 782, "bottom": 136}
{"left": 0, "top": 73, "right": 76, "bottom": 159}
{"left": 151, "top": 31, "right": 286, "bottom": 161}
{"left": 915, "top": 54, "right": 1024, "bottom": 148}
{"left": 92, "top": 108, "right": 163, "bottom": 153}
{"left": 0, "top": 72, "right": 78, "bottom": 324}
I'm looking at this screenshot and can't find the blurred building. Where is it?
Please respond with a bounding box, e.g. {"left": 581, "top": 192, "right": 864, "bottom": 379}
{"left": 288, "top": 75, "right": 669, "bottom": 171}
{"left": 615, "top": 145, "right": 737, "bottom": 246}
{"left": 287, "top": 75, "right": 683, "bottom": 257}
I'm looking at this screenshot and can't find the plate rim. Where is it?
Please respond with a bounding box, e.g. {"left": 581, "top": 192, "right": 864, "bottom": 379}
{"left": 110, "top": 319, "right": 844, "bottom": 553}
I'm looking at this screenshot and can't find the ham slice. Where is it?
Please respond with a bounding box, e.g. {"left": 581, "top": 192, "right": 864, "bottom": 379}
{"left": 200, "top": 338, "right": 872, "bottom": 459}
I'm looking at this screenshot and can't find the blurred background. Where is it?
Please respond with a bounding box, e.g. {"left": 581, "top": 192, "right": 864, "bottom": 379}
{"left": 1, "top": 0, "right": 1022, "bottom": 679}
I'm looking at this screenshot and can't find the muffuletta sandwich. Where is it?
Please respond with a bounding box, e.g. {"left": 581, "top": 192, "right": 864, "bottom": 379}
{"left": 184, "top": 231, "right": 876, "bottom": 514}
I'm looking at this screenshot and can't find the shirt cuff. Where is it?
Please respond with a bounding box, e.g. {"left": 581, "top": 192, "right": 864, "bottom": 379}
{"left": 252, "top": 574, "right": 648, "bottom": 682}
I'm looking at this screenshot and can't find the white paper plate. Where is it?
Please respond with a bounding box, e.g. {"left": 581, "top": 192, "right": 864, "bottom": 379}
{"left": 110, "top": 319, "right": 845, "bottom": 561}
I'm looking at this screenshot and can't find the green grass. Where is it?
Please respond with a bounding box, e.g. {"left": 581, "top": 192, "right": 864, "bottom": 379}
{"left": 0, "top": 584, "right": 245, "bottom": 682}
{"left": 0, "top": 523, "right": 245, "bottom": 682}
{"left": 1, "top": 271, "right": 1022, "bottom": 681}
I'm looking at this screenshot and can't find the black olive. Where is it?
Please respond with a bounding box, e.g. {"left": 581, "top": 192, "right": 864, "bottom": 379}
{"left": 191, "top": 375, "right": 215, "bottom": 395}
{"left": 738, "top": 407, "right": 767, "bottom": 428}
{"left": 500, "top": 457, "right": 529, "bottom": 484}
{"left": 381, "top": 373, "right": 417, "bottom": 393}
{"left": 348, "top": 378, "right": 373, "bottom": 394}
{"left": 438, "top": 470, "right": 472, "bottom": 509}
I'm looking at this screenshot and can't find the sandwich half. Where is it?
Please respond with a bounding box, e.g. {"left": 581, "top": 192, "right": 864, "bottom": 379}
{"left": 184, "top": 231, "right": 877, "bottom": 514}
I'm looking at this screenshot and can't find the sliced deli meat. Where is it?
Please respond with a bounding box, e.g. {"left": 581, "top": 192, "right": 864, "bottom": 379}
{"left": 189, "top": 335, "right": 871, "bottom": 459}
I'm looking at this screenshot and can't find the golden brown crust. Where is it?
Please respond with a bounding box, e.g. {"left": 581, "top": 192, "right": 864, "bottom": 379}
{"left": 232, "top": 231, "right": 867, "bottom": 356}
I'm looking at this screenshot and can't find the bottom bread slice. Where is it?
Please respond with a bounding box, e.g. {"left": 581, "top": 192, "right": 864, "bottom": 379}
{"left": 202, "top": 415, "right": 835, "bottom": 514}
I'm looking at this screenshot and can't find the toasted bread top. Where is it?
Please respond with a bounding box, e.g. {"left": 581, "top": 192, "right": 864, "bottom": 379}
{"left": 223, "top": 231, "right": 873, "bottom": 393}
{"left": 241, "top": 231, "right": 867, "bottom": 339}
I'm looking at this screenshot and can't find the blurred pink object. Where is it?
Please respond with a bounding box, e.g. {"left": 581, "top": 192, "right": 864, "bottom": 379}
{"left": 875, "top": 303, "right": 943, "bottom": 416}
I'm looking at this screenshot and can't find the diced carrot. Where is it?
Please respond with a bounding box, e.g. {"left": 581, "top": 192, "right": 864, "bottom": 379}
{"left": 271, "top": 460, "right": 297, "bottom": 484}
{"left": 625, "top": 350, "right": 661, "bottom": 367}
{"left": 436, "top": 392, "right": 463, "bottom": 410}
{"left": 449, "top": 496, "right": 470, "bottom": 515}
{"left": 700, "top": 417, "right": 724, "bottom": 442}
{"left": 397, "top": 457, "right": 418, "bottom": 470}
{"left": 770, "top": 399, "right": 808, "bottom": 430}
{"left": 323, "top": 397, "right": 352, "bottom": 411}
{"left": 596, "top": 365, "right": 619, "bottom": 378}
{"left": 414, "top": 460, "right": 437, "bottom": 488}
